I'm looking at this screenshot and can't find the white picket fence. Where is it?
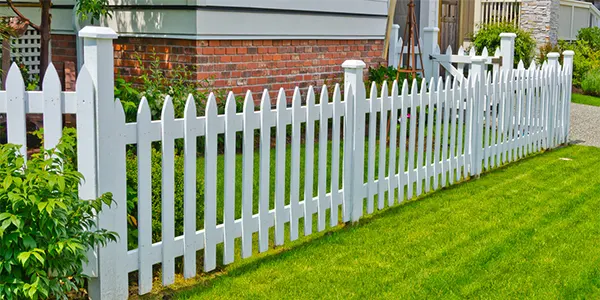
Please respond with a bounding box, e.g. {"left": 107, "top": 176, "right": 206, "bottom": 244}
{"left": 0, "top": 26, "right": 574, "bottom": 299}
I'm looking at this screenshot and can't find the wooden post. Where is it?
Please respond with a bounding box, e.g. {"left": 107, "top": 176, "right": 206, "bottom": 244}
{"left": 78, "top": 26, "right": 128, "bottom": 300}
{"left": 343, "top": 60, "right": 366, "bottom": 223}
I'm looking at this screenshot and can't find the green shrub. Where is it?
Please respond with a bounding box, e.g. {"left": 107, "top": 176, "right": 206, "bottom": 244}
{"left": 125, "top": 148, "right": 204, "bottom": 250}
{"left": 581, "top": 68, "right": 600, "bottom": 97}
{"left": 560, "top": 39, "right": 600, "bottom": 87}
{"left": 0, "top": 129, "right": 117, "bottom": 299}
{"left": 577, "top": 27, "right": 600, "bottom": 51}
{"left": 471, "top": 23, "right": 536, "bottom": 67}
{"left": 367, "top": 64, "right": 422, "bottom": 95}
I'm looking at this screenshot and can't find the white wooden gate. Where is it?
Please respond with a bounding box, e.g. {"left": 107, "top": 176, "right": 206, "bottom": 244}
{"left": 0, "top": 26, "right": 574, "bottom": 299}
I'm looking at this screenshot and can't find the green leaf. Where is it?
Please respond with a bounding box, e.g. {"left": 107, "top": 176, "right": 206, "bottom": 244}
{"left": 22, "top": 235, "right": 36, "bottom": 249}
{"left": 31, "top": 251, "right": 44, "bottom": 264}
{"left": 17, "top": 252, "right": 31, "bottom": 265}
{"left": 57, "top": 177, "right": 65, "bottom": 192}
{"left": 3, "top": 176, "right": 12, "bottom": 190}
{"left": 0, "top": 213, "right": 11, "bottom": 221}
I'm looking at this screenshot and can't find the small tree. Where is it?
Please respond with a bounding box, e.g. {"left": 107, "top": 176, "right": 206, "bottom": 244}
{"left": 5, "top": 0, "right": 112, "bottom": 82}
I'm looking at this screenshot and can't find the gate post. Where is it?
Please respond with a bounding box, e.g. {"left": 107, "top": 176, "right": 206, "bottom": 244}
{"left": 79, "top": 26, "right": 128, "bottom": 300}
{"left": 563, "top": 50, "right": 575, "bottom": 143}
{"left": 422, "top": 27, "right": 440, "bottom": 81}
{"left": 500, "top": 33, "right": 516, "bottom": 71}
{"left": 547, "top": 52, "right": 560, "bottom": 148}
{"left": 343, "top": 60, "right": 366, "bottom": 223}
{"left": 470, "top": 57, "right": 487, "bottom": 176}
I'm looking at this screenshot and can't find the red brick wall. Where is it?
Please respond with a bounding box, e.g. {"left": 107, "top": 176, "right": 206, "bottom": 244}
{"left": 51, "top": 34, "right": 78, "bottom": 91}
{"left": 51, "top": 35, "right": 386, "bottom": 95}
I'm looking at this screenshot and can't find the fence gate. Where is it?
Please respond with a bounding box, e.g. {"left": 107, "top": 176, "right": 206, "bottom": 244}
{"left": 440, "top": 0, "right": 459, "bottom": 51}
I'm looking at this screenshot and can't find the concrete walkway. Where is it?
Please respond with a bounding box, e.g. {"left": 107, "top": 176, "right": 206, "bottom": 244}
{"left": 570, "top": 103, "right": 600, "bottom": 148}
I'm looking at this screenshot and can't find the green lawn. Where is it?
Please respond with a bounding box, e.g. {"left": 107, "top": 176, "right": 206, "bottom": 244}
{"left": 145, "top": 145, "right": 600, "bottom": 299}
{"left": 572, "top": 93, "right": 600, "bottom": 107}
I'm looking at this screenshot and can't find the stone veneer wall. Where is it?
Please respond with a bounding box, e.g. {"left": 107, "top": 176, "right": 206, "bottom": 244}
{"left": 519, "top": 0, "right": 561, "bottom": 46}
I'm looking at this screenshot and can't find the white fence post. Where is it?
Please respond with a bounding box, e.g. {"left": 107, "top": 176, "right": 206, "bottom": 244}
{"left": 471, "top": 57, "right": 486, "bottom": 176}
{"left": 547, "top": 52, "right": 560, "bottom": 148}
{"left": 563, "top": 50, "right": 575, "bottom": 143}
{"left": 389, "top": 24, "right": 400, "bottom": 67}
{"left": 500, "top": 33, "right": 516, "bottom": 71}
{"left": 422, "top": 27, "right": 440, "bottom": 81}
{"left": 79, "top": 26, "right": 128, "bottom": 300}
{"left": 343, "top": 60, "right": 366, "bottom": 223}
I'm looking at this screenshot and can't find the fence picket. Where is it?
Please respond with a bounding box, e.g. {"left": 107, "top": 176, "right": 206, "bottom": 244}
{"left": 407, "top": 80, "right": 418, "bottom": 199}
{"left": 304, "top": 87, "right": 316, "bottom": 236}
{"left": 42, "top": 64, "right": 63, "bottom": 150}
{"left": 378, "top": 82, "right": 389, "bottom": 208}
{"left": 290, "top": 88, "right": 302, "bottom": 238}
{"left": 242, "top": 91, "right": 255, "bottom": 256}
{"left": 160, "top": 96, "right": 176, "bottom": 285}
{"left": 441, "top": 78, "right": 451, "bottom": 185}
{"left": 483, "top": 72, "right": 492, "bottom": 170}
{"left": 275, "top": 89, "right": 287, "bottom": 245}
{"left": 397, "top": 80, "right": 409, "bottom": 202}
{"left": 204, "top": 94, "right": 218, "bottom": 271}
{"left": 318, "top": 86, "right": 329, "bottom": 230}
{"left": 183, "top": 95, "right": 198, "bottom": 278}
{"left": 433, "top": 77, "right": 444, "bottom": 189}
{"left": 259, "top": 90, "right": 272, "bottom": 252}
{"left": 388, "top": 81, "right": 398, "bottom": 206}
{"left": 416, "top": 80, "right": 427, "bottom": 196}
{"left": 367, "top": 82, "right": 377, "bottom": 212}
{"left": 6, "top": 63, "right": 27, "bottom": 158}
{"left": 330, "top": 85, "right": 342, "bottom": 226}
{"left": 223, "top": 92, "right": 238, "bottom": 262}
{"left": 456, "top": 77, "right": 466, "bottom": 180}
{"left": 448, "top": 76, "right": 458, "bottom": 184}
{"left": 425, "top": 78, "right": 435, "bottom": 192}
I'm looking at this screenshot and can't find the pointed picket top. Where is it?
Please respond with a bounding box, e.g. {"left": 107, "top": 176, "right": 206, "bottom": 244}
{"left": 114, "top": 93, "right": 126, "bottom": 123}
{"left": 260, "top": 89, "right": 271, "bottom": 112}
{"left": 276, "top": 88, "right": 287, "bottom": 109}
{"left": 369, "top": 81, "right": 378, "bottom": 100}
{"left": 381, "top": 80, "right": 389, "bottom": 99}
{"left": 225, "top": 91, "right": 237, "bottom": 114}
{"left": 446, "top": 45, "right": 453, "bottom": 55}
{"left": 241, "top": 91, "right": 253, "bottom": 117}
{"left": 458, "top": 46, "right": 465, "bottom": 56}
{"left": 428, "top": 77, "right": 436, "bottom": 93}
{"left": 444, "top": 75, "right": 452, "bottom": 92}
{"left": 184, "top": 94, "right": 197, "bottom": 119}
{"left": 411, "top": 78, "right": 419, "bottom": 96}
{"left": 494, "top": 48, "right": 501, "bottom": 58}
{"left": 401, "top": 79, "right": 409, "bottom": 97}
{"left": 391, "top": 79, "right": 399, "bottom": 96}
{"left": 469, "top": 47, "right": 476, "bottom": 57}
{"left": 486, "top": 71, "right": 492, "bottom": 84}
{"left": 495, "top": 68, "right": 503, "bottom": 84}
{"left": 137, "top": 97, "right": 151, "bottom": 121}
{"left": 481, "top": 47, "right": 489, "bottom": 58}
{"left": 333, "top": 83, "right": 341, "bottom": 104}
{"left": 420, "top": 76, "right": 428, "bottom": 95}
{"left": 162, "top": 95, "right": 174, "bottom": 120}
{"left": 320, "top": 85, "right": 329, "bottom": 105}
{"left": 292, "top": 86, "right": 302, "bottom": 109}
{"left": 6, "top": 62, "right": 24, "bottom": 90}
{"left": 42, "top": 63, "right": 61, "bottom": 91}
{"left": 529, "top": 60, "right": 537, "bottom": 71}
{"left": 75, "top": 65, "right": 93, "bottom": 96}
{"left": 433, "top": 44, "right": 441, "bottom": 55}
{"left": 542, "top": 60, "right": 548, "bottom": 70}
{"left": 437, "top": 76, "right": 444, "bottom": 93}
{"left": 517, "top": 60, "right": 525, "bottom": 70}
{"left": 452, "top": 74, "right": 459, "bottom": 88}
{"left": 306, "top": 86, "right": 315, "bottom": 107}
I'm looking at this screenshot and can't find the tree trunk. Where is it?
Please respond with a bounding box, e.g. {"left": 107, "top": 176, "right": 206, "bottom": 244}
{"left": 39, "top": 0, "right": 51, "bottom": 83}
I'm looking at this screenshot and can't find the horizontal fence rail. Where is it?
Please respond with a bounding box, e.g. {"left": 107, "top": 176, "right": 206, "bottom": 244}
{"left": 0, "top": 26, "right": 575, "bottom": 299}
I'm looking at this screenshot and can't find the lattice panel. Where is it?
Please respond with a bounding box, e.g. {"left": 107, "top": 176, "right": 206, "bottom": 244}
{"left": 11, "top": 29, "right": 42, "bottom": 78}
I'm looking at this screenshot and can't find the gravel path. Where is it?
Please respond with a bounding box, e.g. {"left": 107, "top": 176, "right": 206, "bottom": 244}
{"left": 569, "top": 103, "right": 600, "bottom": 148}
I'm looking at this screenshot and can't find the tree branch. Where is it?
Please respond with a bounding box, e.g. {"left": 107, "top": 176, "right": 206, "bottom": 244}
{"left": 6, "top": 0, "right": 41, "bottom": 32}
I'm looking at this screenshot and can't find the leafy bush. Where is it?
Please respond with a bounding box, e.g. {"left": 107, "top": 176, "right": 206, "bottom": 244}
{"left": 125, "top": 148, "right": 204, "bottom": 249}
{"left": 367, "top": 64, "right": 422, "bottom": 95}
{"left": 581, "top": 68, "right": 600, "bottom": 97}
{"left": 560, "top": 39, "right": 600, "bottom": 87}
{"left": 577, "top": 27, "right": 600, "bottom": 51}
{"left": 471, "top": 23, "right": 536, "bottom": 67}
{"left": 0, "top": 129, "right": 117, "bottom": 299}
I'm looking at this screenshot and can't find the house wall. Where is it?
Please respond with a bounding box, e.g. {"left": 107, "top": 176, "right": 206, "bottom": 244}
{"left": 520, "top": 0, "right": 561, "bottom": 46}
{"left": 51, "top": 34, "right": 385, "bottom": 95}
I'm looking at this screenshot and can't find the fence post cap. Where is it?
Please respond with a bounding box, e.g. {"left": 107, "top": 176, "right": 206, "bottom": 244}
{"left": 342, "top": 60, "right": 366, "bottom": 69}
{"left": 562, "top": 50, "right": 575, "bottom": 56}
{"left": 424, "top": 27, "right": 440, "bottom": 32}
{"left": 547, "top": 52, "right": 560, "bottom": 59}
{"left": 499, "top": 32, "right": 517, "bottom": 38}
{"left": 393, "top": 24, "right": 400, "bottom": 29}
{"left": 79, "top": 26, "right": 118, "bottom": 39}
